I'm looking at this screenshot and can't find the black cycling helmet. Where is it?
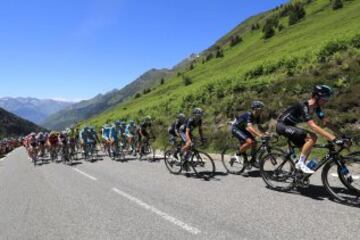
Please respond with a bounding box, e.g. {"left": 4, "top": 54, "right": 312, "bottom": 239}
{"left": 313, "top": 85, "right": 333, "bottom": 100}
{"left": 177, "top": 113, "right": 186, "bottom": 121}
{"left": 251, "top": 100, "right": 265, "bottom": 110}
{"left": 192, "top": 108, "right": 204, "bottom": 116}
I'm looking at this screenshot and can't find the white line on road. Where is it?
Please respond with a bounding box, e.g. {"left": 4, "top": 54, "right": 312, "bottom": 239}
{"left": 73, "top": 168, "right": 97, "bottom": 181}
{"left": 112, "top": 187, "right": 201, "bottom": 235}
{"left": 331, "top": 173, "right": 360, "bottom": 180}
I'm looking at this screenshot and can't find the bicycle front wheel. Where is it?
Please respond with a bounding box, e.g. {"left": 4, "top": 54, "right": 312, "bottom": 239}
{"left": 260, "top": 153, "right": 295, "bottom": 192}
{"left": 221, "top": 147, "right": 246, "bottom": 174}
{"left": 190, "top": 151, "right": 215, "bottom": 179}
{"left": 322, "top": 159, "right": 360, "bottom": 206}
{"left": 164, "top": 149, "right": 182, "bottom": 174}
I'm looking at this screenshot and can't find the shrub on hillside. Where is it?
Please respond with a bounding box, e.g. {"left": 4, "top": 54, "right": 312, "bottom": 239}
{"left": 332, "top": 0, "right": 343, "bottom": 10}
{"left": 318, "top": 40, "right": 348, "bottom": 62}
{"left": 262, "top": 16, "right": 278, "bottom": 39}
{"left": 205, "top": 52, "right": 214, "bottom": 62}
{"left": 288, "top": 3, "right": 306, "bottom": 25}
{"left": 230, "top": 35, "right": 243, "bottom": 47}
{"left": 278, "top": 24, "right": 285, "bottom": 32}
{"left": 183, "top": 76, "right": 193, "bottom": 86}
{"left": 134, "top": 93, "right": 141, "bottom": 99}
{"left": 351, "top": 34, "right": 360, "bottom": 49}
{"left": 251, "top": 23, "right": 260, "bottom": 31}
{"left": 160, "top": 78, "right": 165, "bottom": 85}
{"left": 215, "top": 47, "right": 224, "bottom": 58}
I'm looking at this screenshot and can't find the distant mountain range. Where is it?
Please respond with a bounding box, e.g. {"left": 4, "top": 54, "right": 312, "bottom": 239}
{"left": 0, "top": 97, "right": 74, "bottom": 125}
{"left": 0, "top": 107, "right": 45, "bottom": 138}
{"left": 42, "top": 68, "right": 174, "bottom": 130}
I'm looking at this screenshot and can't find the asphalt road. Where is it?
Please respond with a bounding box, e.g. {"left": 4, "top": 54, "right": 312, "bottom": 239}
{"left": 0, "top": 147, "right": 359, "bottom": 240}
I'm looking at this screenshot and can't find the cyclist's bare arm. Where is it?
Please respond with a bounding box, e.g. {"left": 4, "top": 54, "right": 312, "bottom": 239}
{"left": 246, "top": 123, "right": 263, "bottom": 138}
{"left": 307, "top": 120, "right": 336, "bottom": 141}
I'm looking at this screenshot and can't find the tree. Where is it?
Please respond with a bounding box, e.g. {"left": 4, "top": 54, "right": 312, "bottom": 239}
{"left": 332, "top": 0, "right": 343, "bottom": 10}
{"left": 134, "top": 93, "right": 141, "bottom": 99}
{"left": 160, "top": 78, "right": 165, "bottom": 85}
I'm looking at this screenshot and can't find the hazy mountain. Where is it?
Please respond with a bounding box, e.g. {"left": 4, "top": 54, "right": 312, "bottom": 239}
{"left": 0, "top": 97, "right": 74, "bottom": 125}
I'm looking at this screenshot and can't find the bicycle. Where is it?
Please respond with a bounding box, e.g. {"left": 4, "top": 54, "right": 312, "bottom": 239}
{"left": 260, "top": 138, "right": 360, "bottom": 206}
{"left": 110, "top": 138, "right": 126, "bottom": 161}
{"left": 221, "top": 135, "right": 284, "bottom": 175}
{"left": 84, "top": 141, "right": 98, "bottom": 162}
{"left": 164, "top": 139, "right": 216, "bottom": 179}
{"left": 137, "top": 137, "right": 156, "bottom": 161}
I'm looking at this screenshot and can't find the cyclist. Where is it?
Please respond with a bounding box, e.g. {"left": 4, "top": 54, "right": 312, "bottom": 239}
{"left": 180, "top": 108, "right": 206, "bottom": 162}
{"left": 36, "top": 132, "right": 46, "bottom": 157}
{"left": 101, "top": 123, "right": 112, "bottom": 155}
{"left": 231, "top": 101, "right": 267, "bottom": 167}
{"left": 109, "top": 122, "right": 120, "bottom": 157}
{"left": 66, "top": 128, "right": 77, "bottom": 155}
{"left": 118, "top": 121, "right": 127, "bottom": 147}
{"left": 276, "top": 85, "right": 338, "bottom": 174}
{"left": 125, "top": 120, "right": 137, "bottom": 154}
{"left": 48, "top": 131, "right": 60, "bottom": 159}
{"left": 136, "top": 116, "right": 153, "bottom": 155}
{"left": 168, "top": 113, "right": 186, "bottom": 145}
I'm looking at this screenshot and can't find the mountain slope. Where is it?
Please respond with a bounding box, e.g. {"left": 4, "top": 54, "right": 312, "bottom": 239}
{"left": 0, "top": 108, "right": 45, "bottom": 138}
{"left": 42, "top": 68, "right": 174, "bottom": 130}
{"left": 84, "top": 0, "right": 360, "bottom": 148}
{"left": 0, "top": 97, "right": 73, "bottom": 125}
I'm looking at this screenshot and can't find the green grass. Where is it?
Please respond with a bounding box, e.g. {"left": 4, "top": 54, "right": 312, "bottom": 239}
{"left": 82, "top": 0, "right": 360, "bottom": 150}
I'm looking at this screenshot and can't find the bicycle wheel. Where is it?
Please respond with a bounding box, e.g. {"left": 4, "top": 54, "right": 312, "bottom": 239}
{"left": 260, "top": 153, "right": 295, "bottom": 191}
{"left": 190, "top": 150, "right": 215, "bottom": 179}
{"left": 221, "top": 146, "right": 246, "bottom": 174}
{"left": 164, "top": 149, "right": 182, "bottom": 174}
{"left": 322, "top": 159, "right": 360, "bottom": 206}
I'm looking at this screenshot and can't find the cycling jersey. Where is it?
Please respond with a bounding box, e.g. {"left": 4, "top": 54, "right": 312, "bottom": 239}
{"left": 49, "top": 132, "right": 59, "bottom": 145}
{"left": 278, "top": 101, "right": 325, "bottom": 126}
{"left": 232, "top": 112, "right": 260, "bottom": 130}
{"left": 102, "top": 127, "right": 112, "bottom": 140}
{"left": 125, "top": 125, "right": 136, "bottom": 136}
{"left": 277, "top": 101, "right": 325, "bottom": 147}
{"left": 168, "top": 119, "right": 185, "bottom": 136}
{"left": 180, "top": 117, "right": 202, "bottom": 133}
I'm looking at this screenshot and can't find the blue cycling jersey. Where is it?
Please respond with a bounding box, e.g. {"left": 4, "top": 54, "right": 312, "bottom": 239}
{"left": 102, "top": 127, "right": 111, "bottom": 139}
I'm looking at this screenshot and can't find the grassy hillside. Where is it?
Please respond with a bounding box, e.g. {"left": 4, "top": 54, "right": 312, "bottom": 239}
{"left": 0, "top": 108, "right": 46, "bottom": 138}
{"left": 83, "top": 0, "right": 360, "bottom": 149}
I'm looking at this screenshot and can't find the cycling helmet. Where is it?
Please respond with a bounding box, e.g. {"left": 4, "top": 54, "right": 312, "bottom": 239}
{"left": 192, "top": 108, "right": 204, "bottom": 116}
{"left": 313, "top": 85, "right": 333, "bottom": 100}
{"left": 115, "top": 121, "right": 121, "bottom": 126}
{"left": 177, "top": 113, "right": 186, "bottom": 121}
{"left": 129, "top": 120, "right": 135, "bottom": 125}
{"left": 251, "top": 100, "right": 265, "bottom": 110}
{"left": 144, "top": 116, "right": 152, "bottom": 123}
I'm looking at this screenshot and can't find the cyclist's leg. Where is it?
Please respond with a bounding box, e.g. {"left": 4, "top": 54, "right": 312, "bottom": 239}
{"left": 277, "top": 122, "right": 315, "bottom": 173}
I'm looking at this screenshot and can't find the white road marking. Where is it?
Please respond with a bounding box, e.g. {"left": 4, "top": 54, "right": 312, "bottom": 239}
{"left": 111, "top": 187, "right": 201, "bottom": 235}
{"left": 73, "top": 168, "right": 97, "bottom": 181}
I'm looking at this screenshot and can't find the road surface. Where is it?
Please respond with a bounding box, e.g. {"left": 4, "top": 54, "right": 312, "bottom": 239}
{"left": 0, "top": 148, "right": 359, "bottom": 240}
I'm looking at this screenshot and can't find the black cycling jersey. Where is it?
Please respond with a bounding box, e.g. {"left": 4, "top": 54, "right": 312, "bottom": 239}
{"left": 139, "top": 121, "right": 151, "bottom": 131}
{"left": 168, "top": 119, "right": 185, "bottom": 135}
{"left": 278, "top": 101, "right": 325, "bottom": 126}
{"left": 232, "top": 112, "right": 259, "bottom": 130}
{"left": 180, "top": 117, "right": 202, "bottom": 133}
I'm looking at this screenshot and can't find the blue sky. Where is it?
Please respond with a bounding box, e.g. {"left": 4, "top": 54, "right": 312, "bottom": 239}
{"left": 0, "top": 0, "right": 288, "bottom": 101}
